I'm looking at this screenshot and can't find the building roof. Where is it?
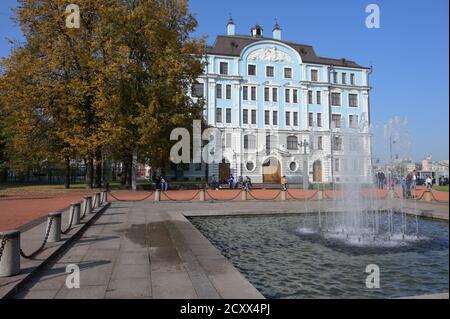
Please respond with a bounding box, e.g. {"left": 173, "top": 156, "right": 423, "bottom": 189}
{"left": 206, "top": 35, "right": 369, "bottom": 69}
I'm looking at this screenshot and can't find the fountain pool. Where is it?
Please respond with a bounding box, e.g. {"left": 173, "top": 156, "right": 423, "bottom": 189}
{"left": 190, "top": 213, "right": 448, "bottom": 298}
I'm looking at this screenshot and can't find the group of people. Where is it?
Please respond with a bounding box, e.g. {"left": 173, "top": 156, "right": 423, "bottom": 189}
{"left": 155, "top": 175, "right": 168, "bottom": 191}
{"left": 209, "top": 174, "right": 253, "bottom": 190}
{"left": 399, "top": 170, "right": 417, "bottom": 199}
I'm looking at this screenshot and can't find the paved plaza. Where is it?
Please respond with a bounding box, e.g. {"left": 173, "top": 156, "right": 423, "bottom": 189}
{"left": 0, "top": 196, "right": 448, "bottom": 299}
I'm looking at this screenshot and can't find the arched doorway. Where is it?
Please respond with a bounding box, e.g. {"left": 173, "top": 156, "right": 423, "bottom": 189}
{"left": 313, "top": 160, "right": 322, "bottom": 182}
{"left": 218, "top": 158, "right": 230, "bottom": 183}
{"left": 263, "top": 157, "right": 281, "bottom": 183}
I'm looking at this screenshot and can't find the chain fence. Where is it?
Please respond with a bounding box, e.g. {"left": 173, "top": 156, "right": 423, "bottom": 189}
{"left": 205, "top": 190, "right": 242, "bottom": 201}
{"left": 286, "top": 190, "right": 319, "bottom": 201}
{"left": 247, "top": 190, "right": 282, "bottom": 201}
{"left": 0, "top": 235, "right": 8, "bottom": 263}
{"left": 108, "top": 192, "right": 154, "bottom": 202}
{"left": 161, "top": 190, "right": 201, "bottom": 202}
{"left": 20, "top": 217, "right": 54, "bottom": 259}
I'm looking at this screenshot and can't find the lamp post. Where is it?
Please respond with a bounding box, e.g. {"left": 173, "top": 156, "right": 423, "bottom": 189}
{"left": 298, "top": 139, "right": 310, "bottom": 189}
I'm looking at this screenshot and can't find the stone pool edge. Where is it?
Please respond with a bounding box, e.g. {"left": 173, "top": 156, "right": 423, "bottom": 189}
{"left": 181, "top": 204, "right": 449, "bottom": 299}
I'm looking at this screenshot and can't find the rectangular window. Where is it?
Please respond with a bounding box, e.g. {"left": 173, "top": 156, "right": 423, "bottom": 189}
{"left": 273, "top": 111, "right": 278, "bottom": 125}
{"left": 318, "top": 136, "right": 323, "bottom": 150}
{"left": 243, "top": 86, "right": 248, "bottom": 100}
{"left": 264, "top": 87, "right": 270, "bottom": 102}
{"left": 331, "top": 92, "right": 341, "bottom": 106}
{"left": 272, "top": 88, "right": 278, "bottom": 102}
{"left": 317, "top": 113, "right": 322, "bottom": 127}
{"left": 243, "top": 109, "right": 248, "bottom": 124}
{"left": 311, "top": 69, "right": 318, "bottom": 81}
{"left": 285, "top": 89, "right": 290, "bottom": 103}
{"left": 226, "top": 84, "right": 231, "bottom": 100}
{"left": 216, "top": 84, "right": 222, "bottom": 99}
{"left": 225, "top": 133, "right": 232, "bottom": 148}
{"left": 333, "top": 71, "right": 338, "bottom": 83}
{"left": 308, "top": 90, "right": 313, "bottom": 104}
{"left": 349, "top": 115, "right": 354, "bottom": 128}
{"left": 251, "top": 86, "right": 256, "bottom": 101}
{"left": 293, "top": 112, "right": 298, "bottom": 126}
{"left": 284, "top": 67, "right": 292, "bottom": 79}
{"left": 333, "top": 136, "right": 342, "bottom": 150}
{"left": 285, "top": 111, "right": 290, "bottom": 126}
{"left": 342, "top": 72, "right": 346, "bottom": 84}
{"left": 251, "top": 109, "right": 257, "bottom": 124}
{"left": 225, "top": 108, "right": 231, "bottom": 123}
{"left": 308, "top": 112, "right": 313, "bottom": 127}
{"left": 316, "top": 91, "right": 321, "bottom": 104}
{"left": 293, "top": 89, "right": 298, "bottom": 103}
{"left": 335, "top": 158, "right": 340, "bottom": 172}
{"left": 219, "top": 62, "right": 228, "bottom": 75}
{"left": 331, "top": 114, "right": 341, "bottom": 128}
{"left": 266, "top": 66, "right": 274, "bottom": 77}
{"left": 216, "top": 108, "right": 222, "bottom": 123}
{"left": 248, "top": 64, "right": 256, "bottom": 76}
{"left": 192, "top": 83, "right": 204, "bottom": 97}
{"left": 350, "top": 73, "right": 355, "bottom": 85}
{"left": 265, "top": 110, "right": 270, "bottom": 125}
{"left": 349, "top": 93, "right": 358, "bottom": 107}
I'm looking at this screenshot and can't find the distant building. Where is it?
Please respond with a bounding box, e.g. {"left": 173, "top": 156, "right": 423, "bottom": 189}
{"left": 182, "top": 19, "right": 373, "bottom": 184}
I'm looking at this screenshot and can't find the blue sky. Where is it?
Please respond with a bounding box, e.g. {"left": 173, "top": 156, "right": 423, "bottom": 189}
{"left": 1, "top": 0, "right": 449, "bottom": 162}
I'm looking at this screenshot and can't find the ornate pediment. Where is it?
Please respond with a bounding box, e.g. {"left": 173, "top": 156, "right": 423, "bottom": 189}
{"left": 247, "top": 46, "right": 292, "bottom": 63}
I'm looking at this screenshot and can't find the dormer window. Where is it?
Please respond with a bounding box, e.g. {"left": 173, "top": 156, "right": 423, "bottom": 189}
{"left": 251, "top": 24, "right": 263, "bottom": 37}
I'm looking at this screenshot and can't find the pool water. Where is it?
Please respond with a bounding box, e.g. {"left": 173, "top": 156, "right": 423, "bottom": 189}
{"left": 189, "top": 214, "right": 449, "bottom": 299}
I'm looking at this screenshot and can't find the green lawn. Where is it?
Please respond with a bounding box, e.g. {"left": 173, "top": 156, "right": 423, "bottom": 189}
{"left": 433, "top": 185, "right": 449, "bottom": 192}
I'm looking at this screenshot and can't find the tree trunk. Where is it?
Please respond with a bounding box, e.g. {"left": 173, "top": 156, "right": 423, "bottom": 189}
{"left": 85, "top": 157, "right": 94, "bottom": 189}
{"left": 64, "top": 158, "right": 71, "bottom": 189}
{"left": 94, "top": 149, "right": 102, "bottom": 189}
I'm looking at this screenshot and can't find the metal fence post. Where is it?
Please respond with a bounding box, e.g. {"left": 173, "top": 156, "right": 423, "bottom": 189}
{"left": 241, "top": 190, "right": 247, "bottom": 201}
{"left": 0, "top": 230, "right": 20, "bottom": 277}
{"left": 154, "top": 190, "right": 160, "bottom": 202}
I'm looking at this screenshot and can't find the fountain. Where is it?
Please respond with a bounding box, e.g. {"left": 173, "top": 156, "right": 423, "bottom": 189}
{"left": 296, "top": 116, "right": 421, "bottom": 248}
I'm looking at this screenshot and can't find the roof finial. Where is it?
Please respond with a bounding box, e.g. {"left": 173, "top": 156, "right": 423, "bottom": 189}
{"left": 227, "top": 13, "right": 234, "bottom": 25}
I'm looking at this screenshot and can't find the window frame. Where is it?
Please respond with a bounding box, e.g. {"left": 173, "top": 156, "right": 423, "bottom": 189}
{"left": 284, "top": 67, "right": 293, "bottom": 79}
{"left": 219, "top": 61, "right": 229, "bottom": 75}
{"left": 247, "top": 64, "right": 257, "bottom": 76}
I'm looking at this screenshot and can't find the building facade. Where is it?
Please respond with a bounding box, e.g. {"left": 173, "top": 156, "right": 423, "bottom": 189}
{"left": 179, "top": 20, "right": 373, "bottom": 184}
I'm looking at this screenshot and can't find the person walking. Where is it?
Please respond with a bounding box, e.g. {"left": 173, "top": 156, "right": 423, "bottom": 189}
{"left": 160, "top": 176, "right": 168, "bottom": 191}
{"left": 281, "top": 176, "right": 288, "bottom": 191}
{"left": 400, "top": 176, "right": 407, "bottom": 198}
{"left": 426, "top": 175, "right": 432, "bottom": 191}
{"left": 227, "top": 174, "right": 234, "bottom": 189}
{"left": 412, "top": 170, "right": 417, "bottom": 191}
{"left": 246, "top": 176, "right": 252, "bottom": 189}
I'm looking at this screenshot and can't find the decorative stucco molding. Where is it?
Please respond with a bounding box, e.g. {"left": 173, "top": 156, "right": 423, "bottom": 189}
{"left": 247, "top": 46, "right": 292, "bottom": 63}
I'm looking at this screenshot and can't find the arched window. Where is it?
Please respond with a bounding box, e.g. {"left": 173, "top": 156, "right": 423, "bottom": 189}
{"left": 244, "top": 134, "right": 256, "bottom": 150}
{"left": 287, "top": 136, "right": 298, "bottom": 150}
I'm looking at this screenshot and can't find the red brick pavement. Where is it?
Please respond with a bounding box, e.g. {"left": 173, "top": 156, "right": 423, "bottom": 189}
{"left": 1, "top": 187, "right": 448, "bottom": 232}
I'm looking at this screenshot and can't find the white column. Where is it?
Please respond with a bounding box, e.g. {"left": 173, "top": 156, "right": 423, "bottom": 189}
{"left": 208, "top": 79, "right": 216, "bottom": 126}
{"left": 300, "top": 87, "right": 309, "bottom": 130}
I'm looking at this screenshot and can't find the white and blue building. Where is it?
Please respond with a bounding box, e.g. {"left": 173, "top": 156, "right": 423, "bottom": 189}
{"left": 179, "top": 19, "right": 373, "bottom": 184}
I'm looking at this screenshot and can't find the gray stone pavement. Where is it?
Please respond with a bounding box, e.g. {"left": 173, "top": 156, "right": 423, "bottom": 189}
{"left": 8, "top": 198, "right": 449, "bottom": 299}
{"left": 0, "top": 202, "right": 109, "bottom": 298}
